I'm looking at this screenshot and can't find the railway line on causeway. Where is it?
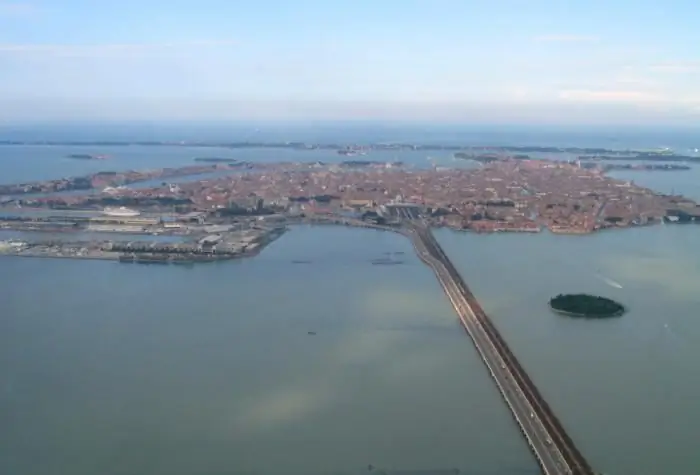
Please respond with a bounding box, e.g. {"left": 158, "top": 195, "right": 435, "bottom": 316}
{"left": 395, "top": 206, "right": 596, "bottom": 475}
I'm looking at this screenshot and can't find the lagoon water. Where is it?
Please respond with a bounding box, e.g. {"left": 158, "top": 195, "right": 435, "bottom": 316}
{"left": 0, "top": 144, "right": 457, "bottom": 186}
{"left": 2, "top": 124, "right": 700, "bottom": 474}
{"left": 1, "top": 226, "right": 535, "bottom": 475}
{"left": 436, "top": 225, "right": 700, "bottom": 475}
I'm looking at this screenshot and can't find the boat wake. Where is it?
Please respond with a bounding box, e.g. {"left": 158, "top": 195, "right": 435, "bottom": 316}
{"left": 595, "top": 273, "right": 623, "bottom": 289}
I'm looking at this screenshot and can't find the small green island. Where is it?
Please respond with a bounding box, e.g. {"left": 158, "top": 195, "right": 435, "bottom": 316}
{"left": 549, "top": 293, "right": 626, "bottom": 318}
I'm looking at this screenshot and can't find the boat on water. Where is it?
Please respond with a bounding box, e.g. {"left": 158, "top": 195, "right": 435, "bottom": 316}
{"left": 101, "top": 185, "right": 127, "bottom": 194}
{"left": 102, "top": 206, "right": 141, "bottom": 217}
{"left": 371, "top": 258, "right": 405, "bottom": 265}
{"left": 66, "top": 154, "right": 109, "bottom": 160}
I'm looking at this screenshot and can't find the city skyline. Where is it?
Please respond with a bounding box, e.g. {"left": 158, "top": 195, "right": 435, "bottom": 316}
{"left": 1, "top": 0, "right": 699, "bottom": 124}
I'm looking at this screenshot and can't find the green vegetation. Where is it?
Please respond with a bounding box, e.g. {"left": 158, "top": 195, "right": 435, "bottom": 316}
{"left": 549, "top": 293, "right": 626, "bottom": 318}
{"left": 454, "top": 152, "right": 501, "bottom": 163}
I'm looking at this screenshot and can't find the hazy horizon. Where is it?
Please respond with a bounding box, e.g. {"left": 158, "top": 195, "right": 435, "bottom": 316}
{"left": 1, "top": 119, "right": 698, "bottom": 133}
{"left": 1, "top": 0, "right": 699, "bottom": 124}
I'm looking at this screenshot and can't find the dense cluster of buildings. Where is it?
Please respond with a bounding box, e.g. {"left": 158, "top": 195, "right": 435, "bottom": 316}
{"left": 4, "top": 159, "right": 699, "bottom": 234}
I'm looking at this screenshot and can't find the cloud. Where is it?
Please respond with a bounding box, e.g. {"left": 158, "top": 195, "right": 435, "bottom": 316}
{"left": 0, "top": 39, "right": 237, "bottom": 57}
{"left": 613, "top": 76, "right": 658, "bottom": 87}
{"left": 558, "top": 89, "right": 662, "bottom": 103}
{"left": 502, "top": 86, "right": 535, "bottom": 102}
{"left": 649, "top": 61, "right": 700, "bottom": 73}
{"left": 534, "top": 34, "right": 599, "bottom": 43}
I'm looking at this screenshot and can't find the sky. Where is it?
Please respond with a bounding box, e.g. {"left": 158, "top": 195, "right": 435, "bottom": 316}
{"left": 1, "top": 0, "right": 700, "bottom": 124}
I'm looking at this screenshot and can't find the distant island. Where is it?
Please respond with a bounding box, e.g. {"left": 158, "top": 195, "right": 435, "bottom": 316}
{"left": 454, "top": 152, "right": 503, "bottom": 163}
{"left": 0, "top": 139, "right": 683, "bottom": 159}
{"left": 549, "top": 294, "right": 626, "bottom": 318}
{"left": 577, "top": 152, "right": 699, "bottom": 163}
{"left": 66, "top": 154, "right": 108, "bottom": 160}
{"left": 456, "top": 150, "right": 700, "bottom": 165}
{"left": 193, "top": 157, "right": 238, "bottom": 163}
{"left": 598, "top": 163, "right": 690, "bottom": 172}
{"left": 339, "top": 160, "right": 403, "bottom": 167}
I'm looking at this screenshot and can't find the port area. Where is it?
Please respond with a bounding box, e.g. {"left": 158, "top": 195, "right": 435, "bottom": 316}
{"left": 0, "top": 208, "right": 409, "bottom": 264}
{"left": 0, "top": 225, "right": 285, "bottom": 264}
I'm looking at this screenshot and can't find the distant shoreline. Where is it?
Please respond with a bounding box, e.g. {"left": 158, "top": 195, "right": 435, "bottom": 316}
{"left": 1, "top": 139, "right": 697, "bottom": 159}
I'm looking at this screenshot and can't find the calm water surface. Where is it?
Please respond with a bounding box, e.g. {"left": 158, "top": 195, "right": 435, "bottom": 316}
{"left": 0, "top": 145, "right": 453, "bottom": 185}
{"left": 436, "top": 225, "right": 700, "bottom": 475}
{"left": 1, "top": 226, "right": 535, "bottom": 475}
{"left": 4, "top": 121, "right": 697, "bottom": 186}
{"left": 609, "top": 167, "right": 700, "bottom": 202}
{"left": 3, "top": 125, "right": 700, "bottom": 474}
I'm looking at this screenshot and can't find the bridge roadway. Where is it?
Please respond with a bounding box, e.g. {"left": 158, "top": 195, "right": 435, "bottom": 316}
{"left": 403, "top": 218, "right": 595, "bottom": 475}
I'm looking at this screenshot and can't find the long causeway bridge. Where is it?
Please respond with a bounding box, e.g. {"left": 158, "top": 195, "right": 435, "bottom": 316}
{"left": 403, "top": 217, "right": 596, "bottom": 475}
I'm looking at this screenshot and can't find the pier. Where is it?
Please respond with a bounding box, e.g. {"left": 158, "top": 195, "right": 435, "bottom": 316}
{"left": 406, "top": 218, "right": 595, "bottom": 475}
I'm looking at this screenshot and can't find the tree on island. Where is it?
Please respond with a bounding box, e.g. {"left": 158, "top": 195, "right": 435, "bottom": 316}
{"left": 549, "top": 293, "right": 625, "bottom": 318}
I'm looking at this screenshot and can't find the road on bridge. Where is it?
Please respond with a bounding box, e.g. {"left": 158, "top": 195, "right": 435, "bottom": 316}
{"left": 404, "top": 218, "right": 594, "bottom": 475}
